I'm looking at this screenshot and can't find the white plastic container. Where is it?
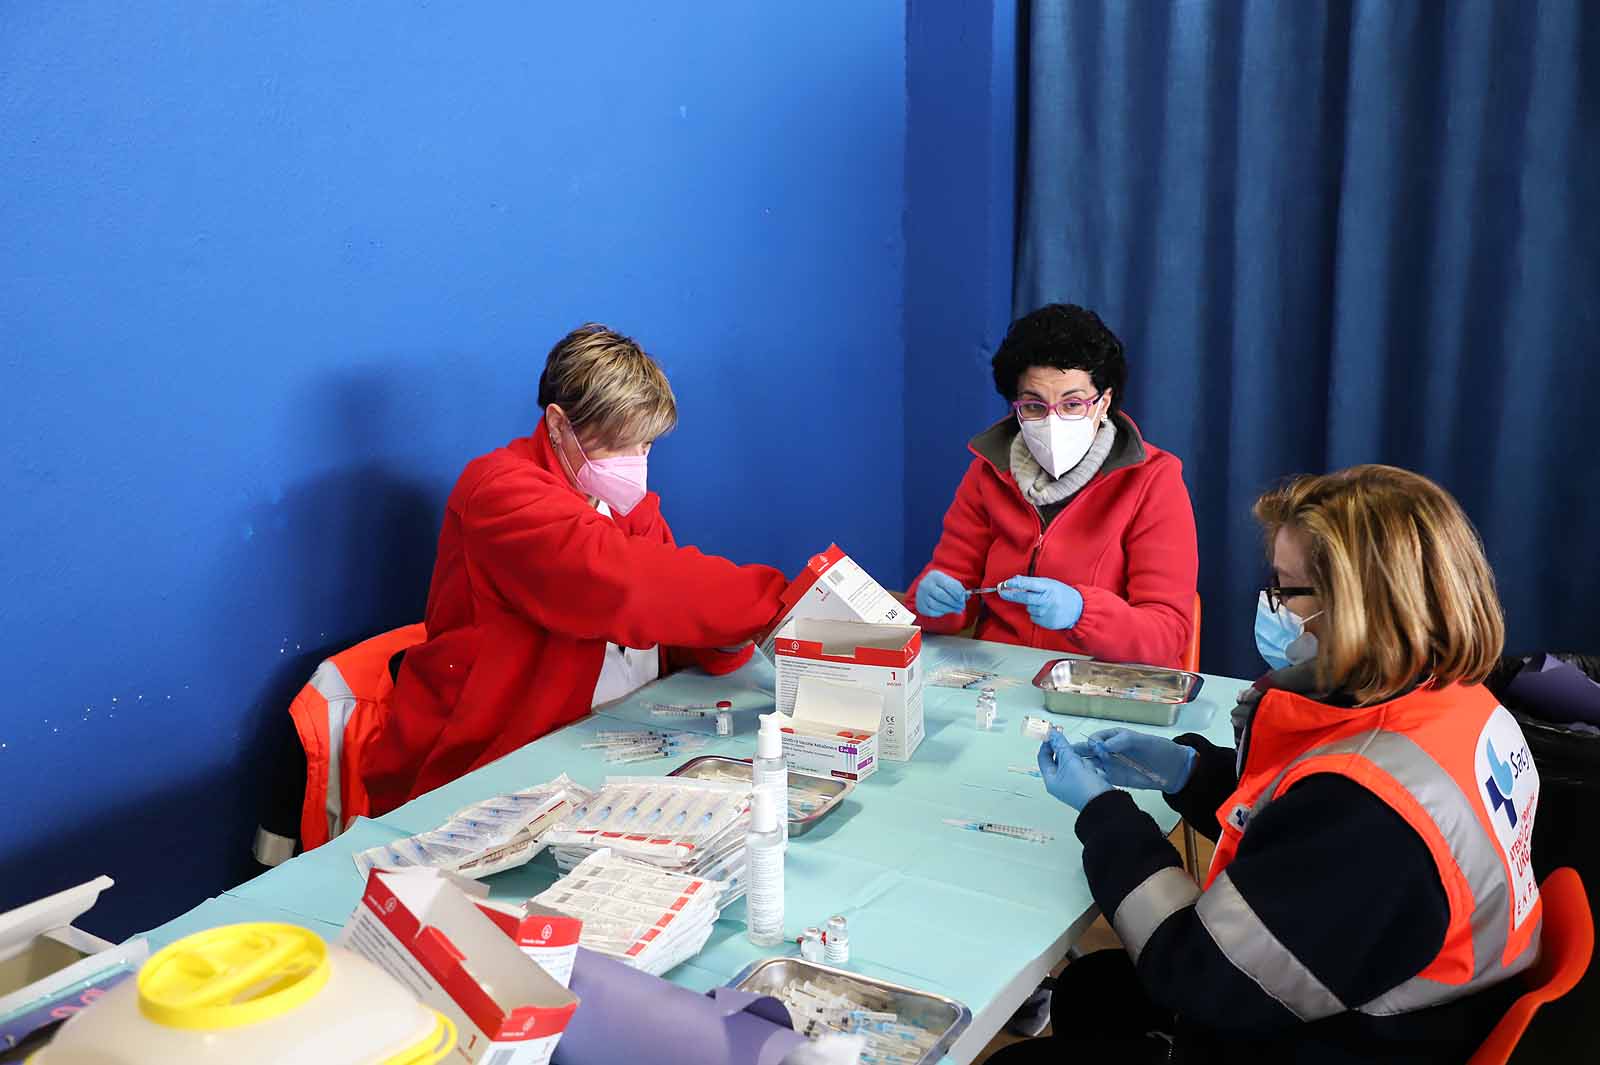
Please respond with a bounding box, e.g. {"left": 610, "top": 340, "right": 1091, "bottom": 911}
{"left": 744, "top": 785, "right": 786, "bottom": 947}
{"left": 753, "top": 713, "right": 789, "bottom": 841}
{"left": 29, "top": 922, "right": 454, "bottom": 1065}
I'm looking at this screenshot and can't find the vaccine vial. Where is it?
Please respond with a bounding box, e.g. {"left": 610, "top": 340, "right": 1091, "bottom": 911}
{"left": 715, "top": 711, "right": 733, "bottom": 736}
{"left": 976, "top": 687, "right": 997, "bottom": 730}
{"left": 800, "top": 926, "right": 825, "bottom": 962}
{"left": 1021, "top": 715, "right": 1053, "bottom": 741}
{"left": 824, "top": 915, "right": 849, "bottom": 965}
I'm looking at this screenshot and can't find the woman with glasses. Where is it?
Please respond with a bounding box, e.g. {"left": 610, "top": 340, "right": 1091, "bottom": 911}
{"left": 908, "top": 303, "right": 1198, "bottom": 666}
{"left": 996, "top": 466, "right": 1539, "bottom": 1065}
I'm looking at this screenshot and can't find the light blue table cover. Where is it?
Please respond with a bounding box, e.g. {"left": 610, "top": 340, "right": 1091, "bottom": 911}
{"left": 142, "top": 636, "right": 1247, "bottom": 1058}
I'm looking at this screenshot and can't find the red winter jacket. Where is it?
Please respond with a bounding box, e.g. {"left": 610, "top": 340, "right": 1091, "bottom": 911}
{"left": 908, "top": 413, "right": 1197, "bottom": 667}
{"left": 362, "top": 419, "right": 787, "bottom": 813}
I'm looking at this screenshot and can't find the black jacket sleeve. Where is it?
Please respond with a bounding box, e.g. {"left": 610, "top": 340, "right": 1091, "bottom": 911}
{"left": 1077, "top": 773, "right": 1451, "bottom": 1034}
{"left": 1162, "top": 733, "right": 1237, "bottom": 841}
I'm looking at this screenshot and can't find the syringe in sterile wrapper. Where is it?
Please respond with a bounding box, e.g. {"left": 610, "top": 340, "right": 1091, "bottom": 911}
{"left": 646, "top": 700, "right": 732, "bottom": 717}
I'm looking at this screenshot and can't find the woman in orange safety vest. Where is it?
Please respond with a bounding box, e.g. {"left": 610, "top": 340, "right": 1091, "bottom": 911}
{"left": 997, "top": 465, "right": 1541, "bottom": 1065}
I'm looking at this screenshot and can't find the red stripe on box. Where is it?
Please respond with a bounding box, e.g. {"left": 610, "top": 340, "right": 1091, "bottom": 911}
{"left": 496, "top": 1001, "right": 579, "bottom": 1040}
{"left": 775, "top": 626, "right": 921, "bottom": 668}
{"left": 409, "top": 923, "right": 509, "bottom": 1041}
{"left": 756, "top": 544, "right": 846, "bottom": 645}
{"left": 477, "top": 905, "right": 518, "bottom": 938}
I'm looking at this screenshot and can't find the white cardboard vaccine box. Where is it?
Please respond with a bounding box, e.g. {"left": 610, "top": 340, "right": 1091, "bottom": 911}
{"left": 773, "top": 618, "right": 926, "bottom": 762}
{"left": 758, "top": 543, "right": 916, "bottom": 659}
{"left": 476, "top": 901, "right": 583, "bottom": 990}
{"left": 776, "top": 675, "right": 885, "bottom": 782}
{"left": 339, "top": 868, "right": 578, "bottom": 1065}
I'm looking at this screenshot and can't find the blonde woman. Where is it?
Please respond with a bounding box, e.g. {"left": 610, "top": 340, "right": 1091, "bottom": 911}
{"left": 363, "top": 324, "right": 786, "bottom": 813}
{"left": 1000, "top": 465, "right": 1542, "bottom": 1065}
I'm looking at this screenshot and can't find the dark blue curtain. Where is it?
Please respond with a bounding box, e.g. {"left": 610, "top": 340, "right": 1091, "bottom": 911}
{"left": 1017, "top": 0, "right": 1600, "bottom": 679}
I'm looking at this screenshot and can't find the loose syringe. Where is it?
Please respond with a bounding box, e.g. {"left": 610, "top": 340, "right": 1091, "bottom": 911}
{"left": 943, "top": 818, "right": 1054, "bottom": 845}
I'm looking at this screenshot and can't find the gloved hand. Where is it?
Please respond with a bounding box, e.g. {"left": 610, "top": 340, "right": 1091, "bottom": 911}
{"left": 1037, "top": 731, "right": 1112, "bottom": 810}
{"left": 998, "top": 576, "right": 1084, "bottom": 630}
{"left": 1073, "top": 727, "right": 1197, "bottom": 794}
{"left": 915, "top": 570, "right": 968, "bottom": 618}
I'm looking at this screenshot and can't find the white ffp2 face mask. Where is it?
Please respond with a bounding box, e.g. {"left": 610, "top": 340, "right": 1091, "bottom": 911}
{"left": 1020, "top": 412, "right": 1099, "bottom": 479}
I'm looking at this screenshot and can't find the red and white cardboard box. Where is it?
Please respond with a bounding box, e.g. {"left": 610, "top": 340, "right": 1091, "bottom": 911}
{"left": 774, "top": 618, "right": 926, "bottom": 762}
{"left": 758, "top": 544, "right": 915, "bottom": 659}
{"left": 776, "top": 675, "right": 886, "bottom": 781}
{"left": 339, "top": 868, "right": 579, "bottom": 1065}
{"left": 476, "top": 901, "right": 583, "bottom": 990}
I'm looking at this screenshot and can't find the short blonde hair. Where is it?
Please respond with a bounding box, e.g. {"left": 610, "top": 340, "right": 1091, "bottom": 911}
{"left": 1253, "top": 465, "right": 1504, "bottom": 705}
{"left": 537, "top": 323, "right": 677, "bottom": 448}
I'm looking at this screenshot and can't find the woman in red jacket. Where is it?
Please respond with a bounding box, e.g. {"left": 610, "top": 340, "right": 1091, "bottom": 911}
{"left": 362, "top": 324, "right": 788, "bottom": 814}
{"left": 908, "top": 304, "right": 1198, "bottom": 667}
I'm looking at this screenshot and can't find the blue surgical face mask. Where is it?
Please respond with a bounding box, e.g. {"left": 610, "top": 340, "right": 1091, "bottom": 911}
{"left": 1254, "top": 590, "right": 1322, "bottom": 670}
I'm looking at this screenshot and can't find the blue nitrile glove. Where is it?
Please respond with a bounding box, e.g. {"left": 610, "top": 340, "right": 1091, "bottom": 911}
{"left": 998, "top": 576, "right": 1085, "bottom": 630}
{"left": 915, "top": 570, "right": 968, "bottom": 618}
{"left": 1074, "top": 727, "right": 1197, "bottom": 794}
{"left": 1037, "top": 731, "right": 1112, "bottom": 810}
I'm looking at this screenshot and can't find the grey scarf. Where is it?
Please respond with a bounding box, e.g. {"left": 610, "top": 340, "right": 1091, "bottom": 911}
{"left": 1009, "top": 418, "right": 1117, "bottom": 507}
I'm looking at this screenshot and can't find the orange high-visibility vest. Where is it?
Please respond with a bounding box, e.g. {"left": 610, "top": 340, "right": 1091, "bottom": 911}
{"left": 1205, "top": 682, "right": 1542, "bottom": 1018}
{"left": 287, "top": 623, "right": 426, "bottom": 850}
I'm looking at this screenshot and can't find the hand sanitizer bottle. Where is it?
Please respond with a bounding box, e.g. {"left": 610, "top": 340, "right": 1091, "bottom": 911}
{"left": 754, "top": 713, "right": 789, "bottom": 840}
{"left": 745, "top": 784, "right": 785, "bottom": 947}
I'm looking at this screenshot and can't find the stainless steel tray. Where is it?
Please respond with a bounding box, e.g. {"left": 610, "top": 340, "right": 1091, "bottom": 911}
{"left": 729, "top": 957, "right": 971, "bottom": 1065}
{"left": 1031, "top": 658, "right": 1204, "bottom": 726}
{"left": 668, "top": 755, "right": 853, "bottom": 837}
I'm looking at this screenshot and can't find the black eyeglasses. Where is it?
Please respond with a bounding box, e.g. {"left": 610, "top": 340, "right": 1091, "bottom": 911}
{"left": 1263, "top": 580, "right": 1317, "bottom": 613}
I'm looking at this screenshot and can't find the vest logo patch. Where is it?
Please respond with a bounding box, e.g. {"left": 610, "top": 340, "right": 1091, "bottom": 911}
{"left": 1483, "top": 737, "right": 1522, "bottom": 828}
{"left": 1475, "top": 706, "right": 1542, "bottom": 928}
{"left": 1227, "top": 804, "right": 1252, "bottom": 831}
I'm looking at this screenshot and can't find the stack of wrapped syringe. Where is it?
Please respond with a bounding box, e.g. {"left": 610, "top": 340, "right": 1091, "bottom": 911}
{"left": 544, "top": 775, "right": 754, "bottom": 905}
{"left": 528, "top": 849, "right": 726, "bottom": 976}
{"left": 352, "top": 774, "right": 593, "bottom": 879}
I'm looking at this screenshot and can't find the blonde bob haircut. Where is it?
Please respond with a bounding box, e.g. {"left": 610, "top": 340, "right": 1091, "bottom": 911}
{"left": 1253, "top": 464, "right": 1505, "bottom": 705}
{"left": 537, "top": 323, "right": 677, "bottom": 448}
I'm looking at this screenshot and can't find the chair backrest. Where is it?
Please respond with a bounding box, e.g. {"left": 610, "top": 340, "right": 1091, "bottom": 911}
{"left": 1466, "top": 867, "right": 1595, "bottom": 1065}
{"left": 1181, "top": 594, "right": 1202, "bottom": 673}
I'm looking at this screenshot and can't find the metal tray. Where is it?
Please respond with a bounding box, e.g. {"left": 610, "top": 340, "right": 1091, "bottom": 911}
{"left": 729, "top": 957, "right": 971, "bottom": 1065}
{"left": 1031, "top": 658, "right": 1205, "bottom": 726}
{"left": 668, "top": 755, "right": 853, "bottom": 837}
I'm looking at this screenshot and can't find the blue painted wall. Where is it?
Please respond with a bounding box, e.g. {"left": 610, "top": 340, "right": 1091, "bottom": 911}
{"left": 903, "top": 0, "right": 1020, "bottom": 581}
{"left": 1, "top": 3, "right": 907, "bottom": 938}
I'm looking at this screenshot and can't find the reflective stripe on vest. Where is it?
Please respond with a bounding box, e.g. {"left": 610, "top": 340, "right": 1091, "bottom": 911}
{"left": 1112, "top": 866, "right": 1201, "bottom": 964}
{"left": 309, "top": 660, "right": 357, "bottom": 842}
{"left": 1208, "top": 726, "right": 1540, "bottom": 1019}
{"left": 1199, "top": 871, "right": 1347, "bottom": 1020}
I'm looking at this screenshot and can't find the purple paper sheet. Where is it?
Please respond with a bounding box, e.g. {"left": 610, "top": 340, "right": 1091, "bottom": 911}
{"left": 1506, "top": 654, "right": 1600, "bottom": 727}
{"left": 552, "top": 949, "right": 806, "bottom": 1065}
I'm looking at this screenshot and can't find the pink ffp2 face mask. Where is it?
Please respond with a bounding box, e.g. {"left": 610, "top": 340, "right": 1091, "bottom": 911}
{"left": 577, "top": 451, "right": 648, "bottom": 515}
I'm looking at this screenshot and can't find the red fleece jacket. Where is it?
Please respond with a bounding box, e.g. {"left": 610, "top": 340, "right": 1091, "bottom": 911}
{"left": 908, "top": 413, "right": 1197, "bottom": 667}
{"left": 363, "top": 418, "right": 787, "bottom": 812}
